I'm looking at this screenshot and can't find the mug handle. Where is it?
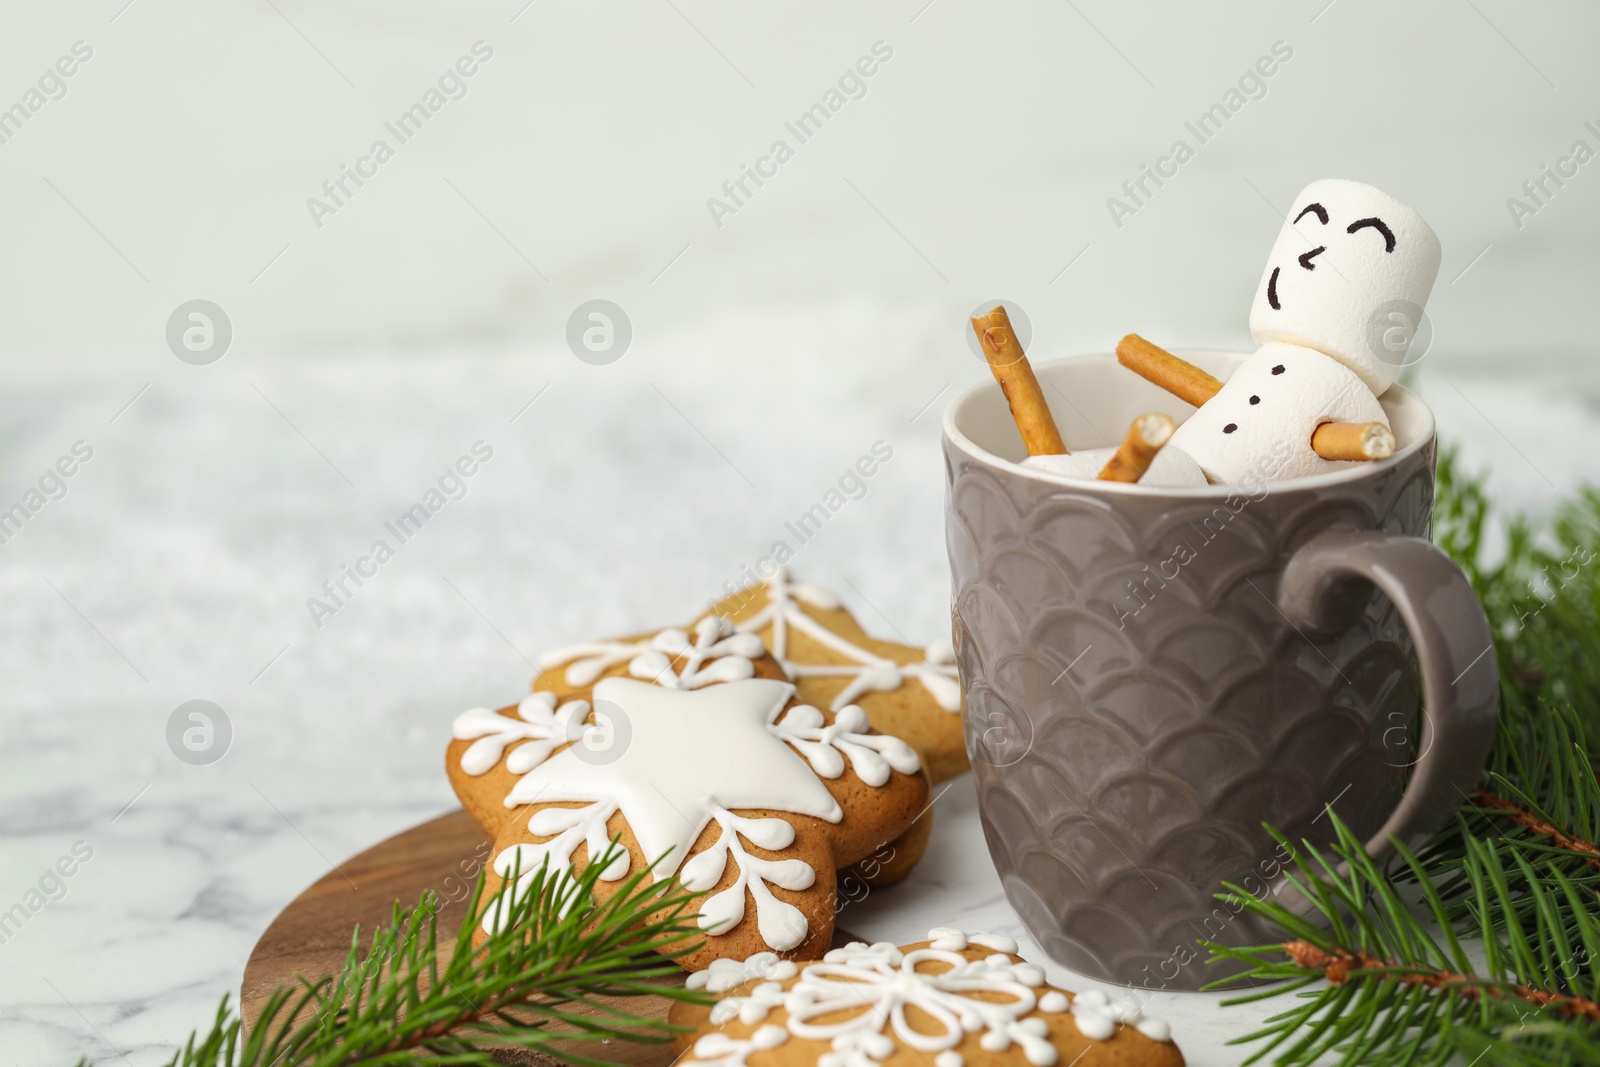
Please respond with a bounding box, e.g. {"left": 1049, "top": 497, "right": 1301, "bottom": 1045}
{"left": 1276, "top": 529, "right": 1499, "bottom": 866}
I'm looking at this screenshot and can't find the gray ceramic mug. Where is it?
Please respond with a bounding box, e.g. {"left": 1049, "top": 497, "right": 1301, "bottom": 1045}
{"left": 943, "top": 350, "right": 1498, "bottom": 991}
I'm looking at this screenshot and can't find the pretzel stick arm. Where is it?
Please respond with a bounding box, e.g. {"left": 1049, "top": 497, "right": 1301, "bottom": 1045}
{"left": 1097, "top": 413, "right": 1176, "bottom": 483}
{"left": 1116, "top": 334, "right": 1223, "bottom": 408}
{"left": 1115, "top": 334, "right": 1393, "bottom": 465}
{"left": 1312, "top": 421, "right": 1394, "bottom": 461}
{"left": 971, "top": 307, "right": 1067, "bottom": 456}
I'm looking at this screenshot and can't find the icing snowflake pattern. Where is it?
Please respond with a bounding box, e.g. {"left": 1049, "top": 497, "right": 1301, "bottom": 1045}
{"left": 452, "top": 692, "right": 590, "bottom": 776}
{"left": 710, "top": 978, "right": 790, "bottom": 1027}
{"left": 479, "top": 602, "right": 925, "bottom": 954}
{"left": 688, "top": 953, "right": 801, "bottom": 994}
{"left": 1061, "top": 989, "right": 1172, "bottom": 1043}
{"left": 688, "top": 1026, "right": 789, "bottom": 1067}
{"left": 772, "top": 704, "right": 921, "bottom": 787}
{"left": 680, "top": 807, "right": 816, "bottom": 949}
{"left": 927, "top": 927, "right": 1021, "bottom": 954}
{"left": 489, "top": 677, "right": 851, "bottom": 951}
{"left": 700, "top": 938, "right": 1057, "bottom": 1067}
{"left": 683, "top": 930, "right": 1176, "bottom": 1066}
{"left": 735, "top": 569, "right": 961, "bottom": 713}
{"left": 539, "top": 615, "right": 763, "bottom": 689}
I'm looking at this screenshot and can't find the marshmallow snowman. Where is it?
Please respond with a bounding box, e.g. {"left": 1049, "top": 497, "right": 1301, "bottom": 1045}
{"left": 1167, "top": 179, "right": 1442, "bottom": 484}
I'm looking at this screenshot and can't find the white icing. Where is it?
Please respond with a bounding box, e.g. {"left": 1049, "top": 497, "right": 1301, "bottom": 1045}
{"left": 970, "top": 932, "right": 1020, "bottom": 953}
{"left": 734, "top": 569, "right": 962, "bottom": 713}
{"left": 925, "top": 928, "right": 1019, "bottom": 954}
{"left": 537, "top": 641, "right": 640, "bottom": 688}
{"left": 688, "top": 953, "right": 801, "bottom": 993}
{"left": 538, "top": 614, "right": 764, "bottom": 688}
{"left": 711, "top": 939, "right": 1060, "bottom": 1067}
{"left": 629, "top": 615, "right": 765, "bottom": 689}
{"left": 1073, "top": 1010, "right": 1114, "bottom": 1041}
{"left": 682, "top": 807, "right": 816, "bottom": 950}
{"left": 488, "top": 678, "right": 845, "bottom": 950}
{"left": 710, "top": 979, "right": 789, "bottom": 1026}
{"left": 1136, "top": 1017, "right": 1172, "bottom": 1042}
{"left": 687, "top": 1025, "right": 789, "bottom": 1066}
{"left": 773, "top": 704, "right": 921, "bottom": 786}
{"left": 452, "top": 692, "right": 590, "bottom": 776}
{"left": 687, "top": 930, "right": 1175, "bottom": 1062}
{"left": 1065, "top": 988, "right": 1174, "bottom": 1044}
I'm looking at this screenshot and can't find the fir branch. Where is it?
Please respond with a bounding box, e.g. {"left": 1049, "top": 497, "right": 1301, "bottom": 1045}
{"left": 1207, "top": 818, "right": 1600, "bottom": 1066}
{"left": 96, "top": 842, "right": 709, "bottom": 1067}
{"left": 1279, "top": 939, "right": 1600, "bottom": 1021}
{"left": 1471, "top": 787, "right": 1600, "bottom": 869}
{"left": 1474, "top": 699, "right": 1600, "bottom": 855}
{"left": 1413, "top": 709, "right": 1600, "bottom": 941}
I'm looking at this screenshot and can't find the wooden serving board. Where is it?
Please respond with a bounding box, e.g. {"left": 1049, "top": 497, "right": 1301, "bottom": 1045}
{"left": 241, "top": 809, "right": 665, "bottom": 1066}
{"left": 241, "top": 808, "right": 856, "bottom": 1066}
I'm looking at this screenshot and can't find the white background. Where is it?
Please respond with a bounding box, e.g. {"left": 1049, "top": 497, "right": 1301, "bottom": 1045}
{"left": 0, "top": 1, "right": 1596, "bottom": 356}
{"left": 1, "top": 2, "right": 1596, "bottom": 1064}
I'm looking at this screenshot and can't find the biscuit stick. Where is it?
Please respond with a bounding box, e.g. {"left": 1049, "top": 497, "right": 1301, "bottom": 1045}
{"left": 1097, "top": 413, "right": 1176, "bottom": 483}
{"left": 1118, "top": 333, "right": 1396, "bottom": 463}
{"left": 1311, "top": 421, "right": 1394, "bottom": 461}
{"left": 971, "top": 307, "right": 1067, "bottom": 456}
{"left": 1117, "top": 334, "right": 1223, "bottom": 407}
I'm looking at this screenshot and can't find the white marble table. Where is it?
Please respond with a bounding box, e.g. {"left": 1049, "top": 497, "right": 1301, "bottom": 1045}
{"left": 0, "top": 319, "right": 1586, "bottom": 1065}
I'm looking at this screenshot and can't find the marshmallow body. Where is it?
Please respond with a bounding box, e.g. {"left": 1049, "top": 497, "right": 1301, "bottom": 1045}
{"left": 1167, "top": 343, "right": 1387, "bottom": 485}
{"left": 1249, "top": 179, "right": 1441, "bottom": 395}
{"left": 1023, "top": 443, "right": 1207, "bottom": 487}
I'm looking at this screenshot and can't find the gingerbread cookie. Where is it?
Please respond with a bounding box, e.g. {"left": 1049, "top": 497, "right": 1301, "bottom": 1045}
{"left": 703, "top": 569, "right": 967, "bottom": 786}
{"left": 671, "top": 929, "right": 1184, "bottom": 1067}
{"left": 447, "top": 615, "right": 933, "bottom": 971}
{"left": 531, "top": 568, "right": 962, "bottom": 890}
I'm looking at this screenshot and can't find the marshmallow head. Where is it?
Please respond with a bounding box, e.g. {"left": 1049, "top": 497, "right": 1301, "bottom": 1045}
{"left": 1167, "top": 344, "right": 1388, "bottom": 485}
{"left": 1249, "top": 179, "right": 1441, "bottom": 394}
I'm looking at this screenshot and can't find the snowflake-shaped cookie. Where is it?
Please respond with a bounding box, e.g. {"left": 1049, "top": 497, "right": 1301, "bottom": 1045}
{"left": 671, "top": 931, "right": 1183, "bottom": 1067}
{"left": 446, "top": 628, "right": 931, "bottom": 970}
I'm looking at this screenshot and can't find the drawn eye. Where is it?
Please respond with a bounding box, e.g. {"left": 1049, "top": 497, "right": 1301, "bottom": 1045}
{"left": 1223, "top": 423, "right": 1238, "bottom": 434}
{"left": 1294, "top": 203, "right": 1329, "bottom": 225}
{"left": 1346, "top": 216, "right": 1397, "bottom": 253}
{"left": 1249, "top": 396, "right": 1260, "bottom": 405}
{"left": 1272, "top": 365, "right": 1285, "bottom": 375}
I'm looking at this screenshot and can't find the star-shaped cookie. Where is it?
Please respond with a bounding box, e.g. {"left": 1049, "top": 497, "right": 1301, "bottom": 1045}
{"left": 670, "top": 929, "right": 1185, "bottom": 1067}
{"left": 447, "top": 616, "right": 933, "bottom": 970}
{"left": 527, "top": 569, "right": 964, "bottom": 892}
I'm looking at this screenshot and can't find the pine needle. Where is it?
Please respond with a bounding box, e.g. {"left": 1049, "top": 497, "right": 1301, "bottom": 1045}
{"left": 95, "top": 842, "right": 709, "bottom": 1067}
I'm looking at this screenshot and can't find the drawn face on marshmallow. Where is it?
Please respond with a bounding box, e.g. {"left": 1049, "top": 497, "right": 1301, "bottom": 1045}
{"left": 1249, "top": 179, "right": 1441, "bottom": 395}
